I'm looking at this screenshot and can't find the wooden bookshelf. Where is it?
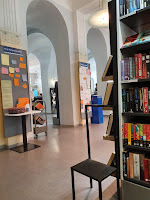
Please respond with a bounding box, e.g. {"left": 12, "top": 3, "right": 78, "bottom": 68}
{"left": 124, "top": 145, "right": 150, "bottom": 153}
{"left": 120, "top": 7, "right": 150, "bottom": 33}
{"left": 124, "top": 177, "right": 150, "bottom": 189}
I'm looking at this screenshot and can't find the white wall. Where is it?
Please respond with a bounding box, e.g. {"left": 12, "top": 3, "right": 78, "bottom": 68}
{"left": 87, "top": 28, "right": 109, "bottom": 100}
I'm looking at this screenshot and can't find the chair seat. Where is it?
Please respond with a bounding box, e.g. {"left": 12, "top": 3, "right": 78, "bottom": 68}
{"left": 71, "top": 159, "right": 116, "bottom": 182}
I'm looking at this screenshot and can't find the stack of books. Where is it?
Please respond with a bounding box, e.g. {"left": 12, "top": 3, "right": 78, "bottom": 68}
{"left": 123, "top": 151, "right": 150, "bottom": 183}
{"left": 121, "top": 53, "right": 150, "bottom": 81}
{"left": 120, "top": 0, "right": 150, "bottom": 17}
{"left": 122, "top": 123, "right": 150, "bottom": 147}
{"left": 122, "top": 87, "right": 150, "bottom": 113}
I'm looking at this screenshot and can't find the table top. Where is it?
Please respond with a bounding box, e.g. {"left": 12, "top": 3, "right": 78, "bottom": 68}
{"left": 5, "top": 110, "right": 41, "bottom": 117}
{"left": 72, "top": 159, "right": 116, "bottom": 182}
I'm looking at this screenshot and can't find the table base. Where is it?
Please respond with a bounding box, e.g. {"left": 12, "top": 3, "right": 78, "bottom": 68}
{"left": 11, "top": 143, "right": 40, "bottom": 153}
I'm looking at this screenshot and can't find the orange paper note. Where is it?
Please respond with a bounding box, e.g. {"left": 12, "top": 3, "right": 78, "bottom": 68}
{"left": 14, "top": 79, "right": 19, "bottom": 86}
{"left": 20, "top": 57, "right": 24, "bottom": 62}
{"left": 19, "top": 63, "right": 26, "bottom": 69}
{"left": 22, "top": 83, "right": 27, "bottom": 89}
{"left": 15, "top": 74, "right": 20, "bottom": 78}
{"left": 9, "top": 73, "right": 14, "bottom": 78}
{"left": 18, "top": 97, "right": 29, "bottom": 107}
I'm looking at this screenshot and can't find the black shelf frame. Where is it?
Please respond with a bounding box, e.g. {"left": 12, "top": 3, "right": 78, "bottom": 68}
{"left": 124, "top": 177, "right": 150, "bottom": 189}
{"left": 122, "top": 112, "right": 150, "bottom": 117}
{"left": 121, "top": 78, "right": 150, "bottom": 84}
{"left": 120, "top": 7, "right": 150, "bottom": 33}
{"left": 124, "top": 144, "right": 150, "bottom": 153}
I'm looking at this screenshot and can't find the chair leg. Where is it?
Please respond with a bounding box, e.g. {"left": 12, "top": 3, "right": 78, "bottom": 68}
{"left": 71, "top": 168, "right": 75, "bottom": 200}
{"left": 98, "top": 182, "right": 102, "bottom": 200}
{"left": 90, "top": 178, "right": 93, "bottom": 188}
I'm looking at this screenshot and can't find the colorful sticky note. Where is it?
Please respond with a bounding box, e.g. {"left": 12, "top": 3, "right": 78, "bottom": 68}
{"left": 83, "top": 77, "right": 86, "bottom": 80}
{"left": 22, "top": 83, "right": 27, "bottom": 89}
{"left": 15, "top": 68, "right": 20, "bottom": 73}
{"left": 22, "top": 74, "right": 27, "bottom": 82}
{"left": 9, "top": 73, "right": 14, "bottom": 78}
{"left": 9, "top": 67, "right": 15, "bottom": 74}
{"left": 15, "top": 74, "right": 20, "bottom": 78}
{"left": 19, "top": 63, "right": 26, "bottom": 69}
{"left": 1, "top": 67, "right": 8, "bottom": 74}
{"left": 12, "top": 60, "right": 17, "bottom": 65}
{"left": 14, "top": 79, "right": 19, "bottom": 86}
{"left": 1, "top": 54, "right": 9, "bottom": 66}
{"left": 20, "top": 57, "right": 24, "bottom": 62}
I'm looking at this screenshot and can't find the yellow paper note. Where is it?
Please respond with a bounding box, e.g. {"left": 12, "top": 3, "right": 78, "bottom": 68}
{"left": 1, "top": 54, "right": 9, "bottom": 66}
{"left": 14, "top": 79, "right": 19, "bottom": 86}
{"left": 9, "top": 73, "right": 14, "bottom": 78}
{"left": 15, "top": 74, "right": 20, "bottom": 78}
{"left": 1, "top": 80, "right": 13, "bottom": 109}
{"left": 22, "top": 83, "right": 27, "bottom": 89}
{"left": 19, "top": 63, "right": 26, "bottom": 69}
{"left": 9, "top": 67, "right": 15, "bottom": 74}
{"left": 20, "top": 57, "right": 24, "bottom": 62}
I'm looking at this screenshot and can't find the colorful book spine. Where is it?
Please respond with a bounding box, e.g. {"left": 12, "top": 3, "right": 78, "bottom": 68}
{"left": 136, "top": 0, "right": 141, "bottom": 9}
{"left": 125, "top": 58, "right": 130, "bottom": 80}
{"left": 143, "top": 124, "right": 147, "bottom": 147}
{"left": 122, "top": 89, "right": 127, "bottom": 112}
{"left": 134, "top": 88, "right": 139, "bottom": 112}
{"left": 146, "top": 55, "right": 150, "bottom": 78}
{"left": 129, "top": 87, "right": 134, "bottom": 112}
{"left": 127, "top": 89, "right": 130, "bottom": 112}
{"left": 144, "top": 158, "right": 149, "bottom": 182}
{"left": 123, "top": 151, "right": 128, "bottom": 177}
{"left": 127, "top": 157, "right": 130, "bottom": 178}
{"left": 142, "top": 87, "right": 149, "bottom": 113}
{"left": 120, "top": 0, "right": 123, "bottom": 16}
{"left": 133, "top": 0, "right": 137, "bottom": 10}
{"left": 129, "top": 152, "right": 134, "bottom": 178}
{"left": 134, "top": 54, "right": 139, "bottom": 79}
{"left": 138, "top": 53, "right": 142, "bottom": 79}
{"left": 128, "top": 123, "right": 132, "bottom": 145}
{"left": 140, "top": 154, "right": 145, "bottom": 181}
{"left": 129, "top": 57, "right": 135, "bottom": 80}
{"left": 139, "top": 124, "right": 143, "bottom": 147}
{"left": 126, "top": 0, "right": 130, "bottom": 14}
{"left": 131, "top": 124, "right": 134, "bottom": 145}
{"left": 135, "top": 124, "right": 140, "bottom": 146}
{"left": 124, "top": 123, "right": 128, "bottom": 145}
{"left": 146, "top": 125, "right": 150, "bottom": 147}
{"left": 133, "top": 153, "right": 140, "bottom": 179}
{"left": 139, "top": 88, "right": 143, "bottom": 112}
{"left": 121, "top": 60, "right": 125, "bottom": 81}
{"left": 123, "top": 0, "right": 126, "bottom": 15}
{"left": 142, "top": 55, "right": 147, "bottom": 79}
{"left": 140, "top": 0, "right": 144, "bottom": 9}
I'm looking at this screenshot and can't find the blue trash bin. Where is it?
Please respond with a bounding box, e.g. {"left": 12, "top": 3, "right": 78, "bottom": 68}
{"left": 91, "top": 95, "right": 103, "bottom": 124}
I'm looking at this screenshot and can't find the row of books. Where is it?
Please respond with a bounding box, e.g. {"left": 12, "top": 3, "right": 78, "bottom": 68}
{"left": 123, "top": 123, "right": 150, "bottom": 147}
{"left": 120, "top": 0, "right": 149, "bottom": 17}
{"left": 122, "top": 87, "right": 150, "bottom": 113}
{"left": 123, "top": 151, "right": 150, "bottom": 183}
{"left": 121, "top": 53, "right": 150, "bottom": 81}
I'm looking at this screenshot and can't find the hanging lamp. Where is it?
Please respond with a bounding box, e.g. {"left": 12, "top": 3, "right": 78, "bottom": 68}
{"left": 88, "top": 0, "right": 109, "bottom": 28}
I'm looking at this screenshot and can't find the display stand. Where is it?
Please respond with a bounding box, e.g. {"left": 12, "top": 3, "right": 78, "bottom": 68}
{"left": 117, "top": 1, "right": 150, "bottom": 199}
{"left": 5, "top": 111, "right": 41, "bottom": 153}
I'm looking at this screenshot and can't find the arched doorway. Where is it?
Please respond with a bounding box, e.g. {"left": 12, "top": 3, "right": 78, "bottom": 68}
{"left": 26, "top": 0, "right": 74, "bottom": 125}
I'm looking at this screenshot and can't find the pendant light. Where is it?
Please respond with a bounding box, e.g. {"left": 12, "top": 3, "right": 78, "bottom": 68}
{"left": 88, "top": 0, "right": 109, "bottom": 28}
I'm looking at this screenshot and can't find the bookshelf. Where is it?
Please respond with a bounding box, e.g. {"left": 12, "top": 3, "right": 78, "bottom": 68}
{"left": 117, "top": 1, "right": 150, "bottom": 199}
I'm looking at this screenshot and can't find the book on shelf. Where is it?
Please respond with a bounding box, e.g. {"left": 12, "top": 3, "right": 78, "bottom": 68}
{"left": 120, "top": 0, "right": 149, "bottom": 17}
{"left": 122, "top": 87, "right": 150, "bottom": 113}
{"left": 123, "top": 123, "right": 150, "bottom": 147}
{"left": 123, "top": 151, "right": 150, "bottom": 183}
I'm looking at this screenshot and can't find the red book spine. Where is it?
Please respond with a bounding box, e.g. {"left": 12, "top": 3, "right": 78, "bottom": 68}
{"left": 144, "top": 159, "right": 149, "bottom": 182}
{"left": 134, "top": 54, "right": 138, "bottom": 79}
{"left": 124, "top": 123, "right": 128, "bottom": 145}
{"left": 143, "top": 87, "right": 149, "bottom": 113}
{"left": 142, "top": 55, "right": 147, "bottom": 79}
{"left": 146, "top": 125, "right": 150, "bottom": 147}
{"left": 138, "top": 53, "right": 142, "bottom": 79}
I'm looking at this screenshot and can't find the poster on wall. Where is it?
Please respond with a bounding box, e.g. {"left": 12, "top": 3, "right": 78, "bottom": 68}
{"left": 79, "top": 62, "right": 92, "bottom": 119}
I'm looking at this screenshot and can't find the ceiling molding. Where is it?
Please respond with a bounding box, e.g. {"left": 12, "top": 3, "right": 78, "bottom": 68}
{"left": 78, "top": 0, "right": 102, "bottom": 15}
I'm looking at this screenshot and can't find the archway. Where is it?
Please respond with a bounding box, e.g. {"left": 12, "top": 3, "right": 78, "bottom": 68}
{"left": 87, "top": 28, "right": 108, "bottom": 100}
{"left": 26, "top": 0, "right": 74, "bottom": 125}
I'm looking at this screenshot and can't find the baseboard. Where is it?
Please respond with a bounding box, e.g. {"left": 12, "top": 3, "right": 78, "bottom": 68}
{"left": 60, "top": 124, "right": 79, "bottom": 128}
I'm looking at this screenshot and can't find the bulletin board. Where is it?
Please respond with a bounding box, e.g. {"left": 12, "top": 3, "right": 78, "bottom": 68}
{"left": 0, "top": 46, "right": 31, "bottom": 138}
{"left": 79, "top": 62, "right": 92, "bottom": 119}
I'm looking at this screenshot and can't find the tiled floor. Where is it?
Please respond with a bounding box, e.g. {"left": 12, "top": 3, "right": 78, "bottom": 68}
{"left": 0, "top": 117, "right": 117, "bottom": 200}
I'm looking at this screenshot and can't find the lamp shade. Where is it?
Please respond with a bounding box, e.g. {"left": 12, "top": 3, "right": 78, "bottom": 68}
{"left": 88, "top": 9, "right": 109, "bottom": 28}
